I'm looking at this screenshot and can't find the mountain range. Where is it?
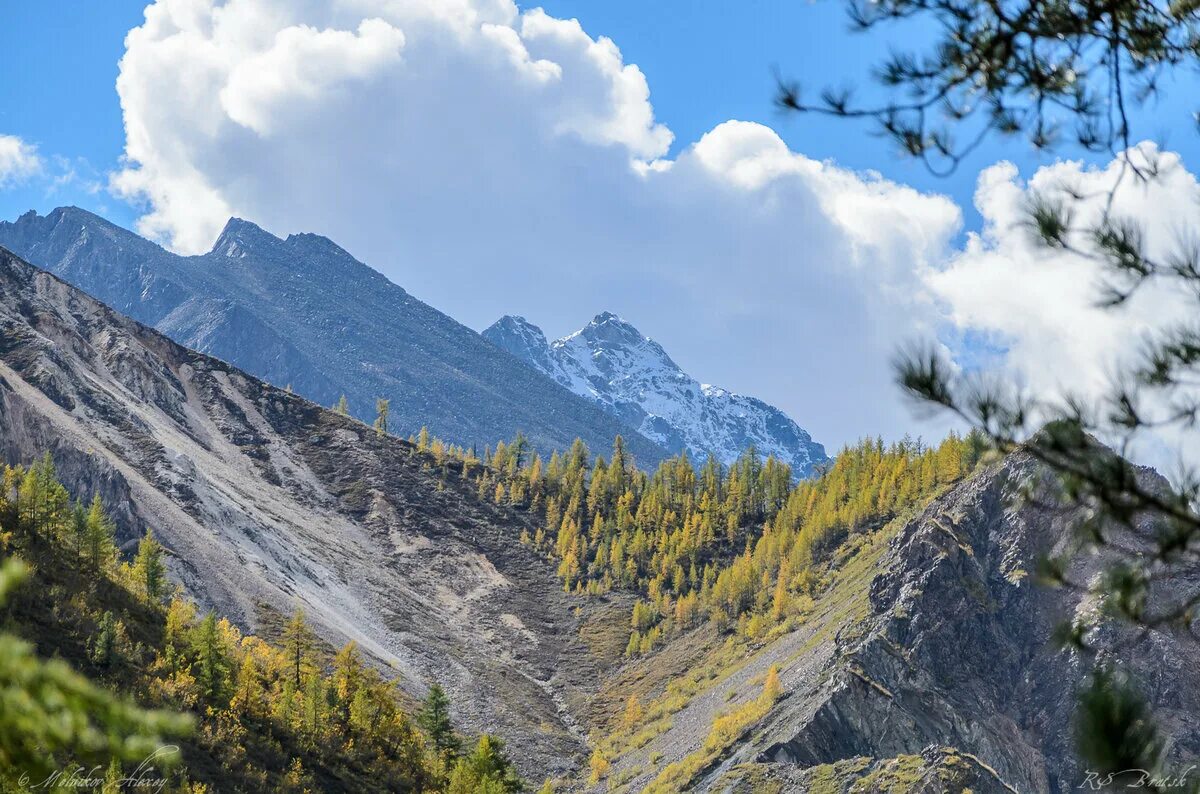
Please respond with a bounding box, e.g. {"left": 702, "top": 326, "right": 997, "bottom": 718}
{"left": 0, "top": 207, "right": 665, "bottom": 466}
{"left": 1, "top": 243, "right": 1195, "bottom": 790}
{"left": 484, "top": 313, "right": 828, "bottom": 476}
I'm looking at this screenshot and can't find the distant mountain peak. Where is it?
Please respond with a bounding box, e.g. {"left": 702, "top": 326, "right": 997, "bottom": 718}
{"left": 589, "top": 310, "right": 625, "bottom": 326}
{"left": 0, "top": 206, "right": 163, "bottom": 270}
{"left": 484, "top": 315, "right": 555, "bottom": 373}
{"left": 212, "top": 217, "right": 282, "bottom": 257}
{"left": 578, "top": 310, "right": 643, "bottom": 341}
{"left": 490, "top": 314, "right": 546, "bottom": 338}
{"left": 484, "top": 312, "right": 829, "bottom": 475}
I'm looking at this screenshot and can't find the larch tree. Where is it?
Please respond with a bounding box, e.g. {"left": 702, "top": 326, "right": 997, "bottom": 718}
{"left": 83, "top": 493, "right": 117, "bottom": 573}
{"left": 374, "top": 398, "right": 390, "bottom": 437}
{"left": 331, "top": 641, "right": 365, "bottom": 724}
{"left": 761, "top": 664, "right": 782, "bottom": 705}
{"left": 622, "top": 694, "right": 644, "bottom": 730}
{"left": 281, "top": 608, "right": 316, "bottom": 690}
{"left": 447, "top": 734, "right": 523, "bottom": 793}
{"left": 132, "top": 528, "right": 166, "bottom": 605}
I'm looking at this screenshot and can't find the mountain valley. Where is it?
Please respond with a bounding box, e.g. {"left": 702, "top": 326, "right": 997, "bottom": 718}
{"left": 0, "top": 244, "right": 1195, "bottom": 791}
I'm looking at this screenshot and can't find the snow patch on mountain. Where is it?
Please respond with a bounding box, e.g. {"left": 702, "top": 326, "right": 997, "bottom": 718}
{"left": 484, "top": 313, "right": 828, "bottom": 476}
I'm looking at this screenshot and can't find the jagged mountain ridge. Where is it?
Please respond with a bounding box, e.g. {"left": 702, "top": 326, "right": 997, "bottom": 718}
{"left": 0, "top": 207, "right": 666, "bottom": 465}
{"left": 483, "top": 313, "right": 829, "bottom": 476}
{"left": 0, "top": 245, "right": 615, "bottom": 779}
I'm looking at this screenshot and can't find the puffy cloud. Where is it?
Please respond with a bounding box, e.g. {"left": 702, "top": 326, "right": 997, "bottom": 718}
{"left": 110, "top": 0, "right": 968, "bottom": 448}
{"left": 112, "top": 0, "right": 673, "bottom": 253}
{"left": 928, "top": 145, "right": 1200, "bottom": 467}
{"left": 0, "top": 135, "right": 43, "bottom": 187}
{"left": 220, "top": 19, "right": 408, "bottom": 136}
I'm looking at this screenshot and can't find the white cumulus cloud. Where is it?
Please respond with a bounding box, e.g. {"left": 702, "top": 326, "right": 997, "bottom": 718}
{"left": 927, "top": 145, "right": 1200, "bottom": 469}
{"left": 111, "top": 0, "right": 967, "bottom": 449}
{"left": 111, "top": 0, "right": 1199, "bottom": 464}
{"left": 0, "top": 135, "right": 43, "bottom": 187}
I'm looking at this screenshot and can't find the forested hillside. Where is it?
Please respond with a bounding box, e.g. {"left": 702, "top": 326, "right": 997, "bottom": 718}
{"left": 408, "top": 427, "right": 982, "bottom": 661}
{"left": 0, "top": 454, "right": 530, "bottom": 793}
{"left": 0, "top": 429, "right": 985, "bottom": 793}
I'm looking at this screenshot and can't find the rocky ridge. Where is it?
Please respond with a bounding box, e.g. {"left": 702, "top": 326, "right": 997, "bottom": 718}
{"left": 0, "top": 207, "right": 666, "bottom": 465}
{"left": 603, "top": 452, "right": 1199, "bottom": 793}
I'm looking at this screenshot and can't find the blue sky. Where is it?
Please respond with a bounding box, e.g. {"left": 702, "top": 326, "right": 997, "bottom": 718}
{"left": 0, "top": 1, "right": 146, "bottom": 227}
{"left": 0, "top": 1, "right": 1195, "bottom": 452}
{"left": 4, "top": 1, "right": 1191, "bottom": 232}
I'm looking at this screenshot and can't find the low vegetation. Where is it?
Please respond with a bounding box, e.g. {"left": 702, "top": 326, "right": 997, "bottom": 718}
{"left": 640, "top": 665, "right": 782, "bottom": 793}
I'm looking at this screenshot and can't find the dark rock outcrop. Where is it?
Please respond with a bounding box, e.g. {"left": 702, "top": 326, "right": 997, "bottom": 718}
{"left": 747, "top": 452, "right": 1200, "bottom": 792}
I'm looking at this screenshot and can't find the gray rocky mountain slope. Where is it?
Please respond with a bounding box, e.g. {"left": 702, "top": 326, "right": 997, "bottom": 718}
{"left": 0, "top": 207, "right": 665, "bottom": 465}
{"left": 483, "top": 313, "right": 828, "bottom": 476}
{"left": 0, "top": 246, "right": 613, "bottom": 779}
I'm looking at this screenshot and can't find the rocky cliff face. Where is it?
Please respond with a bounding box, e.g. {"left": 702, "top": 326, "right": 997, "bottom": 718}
{"left": 608, "top": 452, "right": 1199, "bottom": 793}
{"left": 776, "top": 452, "right": 1198, "bottom": 793}
{"left": 484, "top": 313, "right": 829, "bottom": 476}
{"left": 0, "top": 246, "right": 617, "bottom": 780}
{"left": 0, "top": 208, "right": 665, "bottom": 465}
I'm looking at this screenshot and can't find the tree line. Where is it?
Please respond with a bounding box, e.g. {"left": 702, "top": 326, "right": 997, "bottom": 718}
{"left": 404, "top": 424, "right": 984, "bottom": 656}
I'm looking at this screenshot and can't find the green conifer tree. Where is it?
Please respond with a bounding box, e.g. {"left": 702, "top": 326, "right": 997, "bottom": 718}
{"left": 417, "top": 682, "right": 460, "bottom": 758}
{"left": 193, "top": 612, "right": 229, "bottom": 705}
{"left": 90, "top": 611, "right": 120, "bottom": 669}
{"left": 133, "top": 528, "right": 167, "bottom": 605}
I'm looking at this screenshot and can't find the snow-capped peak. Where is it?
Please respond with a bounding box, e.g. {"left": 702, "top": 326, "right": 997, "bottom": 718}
{"left": 482, "top": 312, "right": 828, "bottom": 476}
